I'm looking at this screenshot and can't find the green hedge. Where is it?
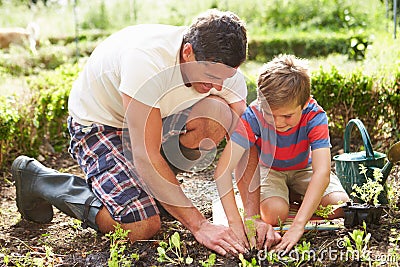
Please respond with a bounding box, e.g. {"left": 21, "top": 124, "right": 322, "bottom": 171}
{"left": 0, "top": 30, "right": 369, "bottom": 78}
{"left": 0, "top": 64, "right": 79, "bottom": 169}
{"left": 311, "top": 67, "right": 400, "bottom": 140}
{"left": 248, "top": 32, "right": 368, "bottom": 62}
{"left": 1, "top": 64, "right": 399, "bottom": 171}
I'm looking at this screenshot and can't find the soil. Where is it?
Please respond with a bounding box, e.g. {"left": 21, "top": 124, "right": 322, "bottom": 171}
{"left": 1, "top": 143, "right": 400, "bottom": 266}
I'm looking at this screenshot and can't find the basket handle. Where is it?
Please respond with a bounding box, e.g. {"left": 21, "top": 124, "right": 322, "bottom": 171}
{"left": 343, "top": 119, "right": 374, "bottom": 160}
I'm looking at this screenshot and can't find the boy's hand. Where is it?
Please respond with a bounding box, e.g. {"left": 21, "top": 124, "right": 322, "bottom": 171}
{"left": 246, "top": 218, "right": 281, "bottom": 250}
{"left": 273, "top": 223, "right": 304, "bottom": 253}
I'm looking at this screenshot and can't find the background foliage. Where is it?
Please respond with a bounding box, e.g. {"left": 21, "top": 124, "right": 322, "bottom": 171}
{"left": 0, "top": 0, "right": 399, "bottom": 170}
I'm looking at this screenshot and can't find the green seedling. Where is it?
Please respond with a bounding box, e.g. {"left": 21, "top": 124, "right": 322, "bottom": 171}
{"left": 265, "top": 250, "right": 279, "bottom": 264}
{"left": 157, "top": 232, "right": 193, "bottom": 265}
{"left": 106, "top": 224, "right": 138, "bottom": 267}
{"left": 293, "top": 241, "right": 312, "bottom": 267}
{"left": 70, "top": 218, "right": 83, "bottom": 231}
{"left": 386, "top": 182, "right": 399, "bottom": 212}
{"left": 351, "top": 164, "right": 384, "bottom": 206}
{"left": 344, "top": 221, "right": 371, "bottom": 262}
{"left": 388, "top": 228, "right": 400, "bottom": 265}
{"left": 277, "top": 216, "right": 285, "bottom": 235}
{"left": 239, "top": 253, "right": 259, "bottom": 267}
{"left": 199, "top": 253, "right": 216, "bottom": 267}
{"left": 244, "top": 214, "right": 261, "bottom": 249}
{"left": 314, "top": 204, "right": 335, "bottom": 219}
{"left": 275, "top": 241, "right": 312, "bottom": 267}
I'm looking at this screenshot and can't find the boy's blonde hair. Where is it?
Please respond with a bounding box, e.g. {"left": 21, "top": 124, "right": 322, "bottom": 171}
{"left": 257, "top": 54, "right": 310, "bottom": 110}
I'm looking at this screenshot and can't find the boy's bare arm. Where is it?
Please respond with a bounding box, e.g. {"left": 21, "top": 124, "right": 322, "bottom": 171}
{"left": 275, "top": 147, "right": 331, "bottom": 252}
{"left": 236, "top": 146, "right": 281, "bottom": 249}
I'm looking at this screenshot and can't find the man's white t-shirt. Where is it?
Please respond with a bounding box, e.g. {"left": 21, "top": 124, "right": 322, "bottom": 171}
{"left": 68, "top": 24, "right": 247, "bottom": 128}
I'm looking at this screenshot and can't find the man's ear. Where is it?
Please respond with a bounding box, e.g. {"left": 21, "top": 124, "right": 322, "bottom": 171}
{"left": 181, "top": 43, "right": 193, "bottom": 61}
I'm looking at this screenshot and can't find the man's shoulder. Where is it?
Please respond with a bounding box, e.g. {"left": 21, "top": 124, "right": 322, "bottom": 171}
{"left": 221, "top": 70, "right": 247, "bottom": 91}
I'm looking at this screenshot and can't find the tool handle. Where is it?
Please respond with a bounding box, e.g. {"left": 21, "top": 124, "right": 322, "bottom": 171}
{"left": 343, "top": 119, "right": 374, "bottom": 159}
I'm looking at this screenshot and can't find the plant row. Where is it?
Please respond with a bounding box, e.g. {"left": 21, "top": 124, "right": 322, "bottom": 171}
{"left": 248, "top": 31, "right": 369, "bottom": 62}
{"left": 0, "top": 64, "right": 79, "bottom": 169}
{"left": 1, "top": 64, "right": 399, "bottom": 171}
{"left": 0, "top": 30, "right": 369, "bottom": 77}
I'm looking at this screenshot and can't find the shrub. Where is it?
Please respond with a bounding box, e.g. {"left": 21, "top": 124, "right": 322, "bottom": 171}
{"left": 0, "top": 63, "right": 79, "bottom": 168}
{"left": 311, "top": 67, "right": 399, "bottom": 140}
{"left": 248, "top": 31, "right": 365, "bottom": 62}
{"left": 1, "top": 63, "right": 399, "bottom": 171}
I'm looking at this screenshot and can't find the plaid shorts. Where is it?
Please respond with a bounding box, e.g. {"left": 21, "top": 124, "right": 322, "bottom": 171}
{"left": 67, "top": 108, "right": 191, "bottom": 223}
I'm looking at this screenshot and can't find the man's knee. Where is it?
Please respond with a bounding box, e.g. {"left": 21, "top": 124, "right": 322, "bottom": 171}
{"left": 189, "top": 96, "right": 232, "bottom": 128}
{"left": 95, "top": 207, "right": 161, "bottom": 242}
{"left": 182, "top": 96, "right": 233, "bottom": 149}
{"left": 125, "top": 215, "right": 161, "bottom": 242}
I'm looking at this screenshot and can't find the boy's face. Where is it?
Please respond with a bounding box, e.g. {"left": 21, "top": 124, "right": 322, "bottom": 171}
{"left": 262, "top": 102, "right": 306, "bottom": 132}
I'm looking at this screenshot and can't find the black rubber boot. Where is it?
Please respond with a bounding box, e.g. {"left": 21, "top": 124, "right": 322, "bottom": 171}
{"left": 160, "top": 135, "right": 214, "bottom": 175}
{"left": 11, "top": 155, "right": 102, "bottom": 230}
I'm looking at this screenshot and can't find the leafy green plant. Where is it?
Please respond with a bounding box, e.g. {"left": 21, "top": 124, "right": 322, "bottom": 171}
{"left": 70, "top": 218, "right": 83, "bottom": 231}
{"left": 106, "top": 224, "right": 139, "bottom": 267}
{"left": 244, "top": 214, "right": 261, "bottom": 249}
{"left": 277, "top": 216, "right": 285, "bottom": 235}
{"left": 259, "top": 241, "right": 312, "bottom": 267}
{"left": 199, "top": 253, "right": 216, "bottom": 267}
{"left": 343, "top": 221, "right": 371, "bottom": 261}
{"left": 239, "top": 253, "right": 259, "bottom": 267}
{"left": 351, "top": 165, "right": 384, "bottom": 206}
{"left": 314, "top": 204, "right": 335, "bottom": 219}
{"left": 157, "top": 232, "right": 193, "bottom": 265}
{"left": 385, "top": 180, "right": 399, "bottom": 212}
{"left": 293, "top": 241, "right": 312, "bottom": 267}
{"left": 388, "top": 228, "right": 400, "bottom": 264}
{"left": 0, "top": 63, "right": 80, "bottom": 170}
{"left": 279, "top": 241, "right": 312, "bottom": 267}
{"left": 314, "top": 201, "right": 344, "bottom": 219}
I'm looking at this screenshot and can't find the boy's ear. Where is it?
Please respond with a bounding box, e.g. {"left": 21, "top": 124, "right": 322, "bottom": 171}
{"left": 302, "top": 97, "right": 311, "bottom": 110}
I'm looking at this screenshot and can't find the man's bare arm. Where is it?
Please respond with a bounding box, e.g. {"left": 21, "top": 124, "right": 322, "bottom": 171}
{"left": 122, "top": 93, "right": 246, "bottom": 255}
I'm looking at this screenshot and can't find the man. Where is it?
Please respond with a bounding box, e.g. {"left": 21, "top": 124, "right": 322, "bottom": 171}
{"left": 12, "top": 9, "right": 277, "bottom": 255}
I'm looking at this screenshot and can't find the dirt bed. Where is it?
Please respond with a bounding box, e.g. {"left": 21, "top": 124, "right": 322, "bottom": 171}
{"left": 1, "top": 150, "right": 399, "bottom": 266}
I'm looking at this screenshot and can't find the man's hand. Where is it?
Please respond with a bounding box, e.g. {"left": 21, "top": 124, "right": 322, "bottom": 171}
{"left": 192, "top": 220, "right": 247, "bottom": 256}
{"left": 245, "top": 218, "right": 281, "bottom": 250}
{"left": 273, "top": 223, "right": 304, "bottom": 254}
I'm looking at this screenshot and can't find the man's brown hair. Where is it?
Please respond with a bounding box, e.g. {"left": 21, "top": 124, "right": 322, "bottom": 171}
{"left": 183, "top": 9, "right": 247, "bottom": 68}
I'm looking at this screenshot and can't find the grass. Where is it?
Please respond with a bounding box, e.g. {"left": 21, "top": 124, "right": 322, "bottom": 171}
{"left": 0, "top": 0, "right": 391, "bottom": 36}
{"left": 0, "top": 0, "right": 398, "bottom": 97}
{"left": 0, "top": 76, "right": 29, "bottom": 96}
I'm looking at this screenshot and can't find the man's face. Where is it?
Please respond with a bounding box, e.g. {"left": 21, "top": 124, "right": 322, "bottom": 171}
{"left": 180, "top": 54, "right": 237, "bottom": 94}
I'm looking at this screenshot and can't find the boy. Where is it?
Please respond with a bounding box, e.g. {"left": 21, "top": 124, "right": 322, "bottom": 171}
{"left": 214, "top": 54, "right": 349, "bottom": 252}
